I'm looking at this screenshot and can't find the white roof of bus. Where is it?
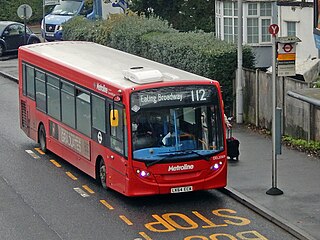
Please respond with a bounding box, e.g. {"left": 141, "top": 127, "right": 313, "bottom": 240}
{"left": 21, "top": 41, "right": 210, "bottom": 89}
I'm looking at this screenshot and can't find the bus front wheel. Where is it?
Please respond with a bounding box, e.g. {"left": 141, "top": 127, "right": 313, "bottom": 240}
{"left": 39, "top": 124, "right": 47, "bottom": 153}
{"left": 99, "top": 159, "right": 108, "bottom": 189}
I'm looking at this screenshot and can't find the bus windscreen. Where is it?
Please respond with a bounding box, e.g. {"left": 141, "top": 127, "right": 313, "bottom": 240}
{"left": 130, "top": 85, "right": 224, "bottom": 164}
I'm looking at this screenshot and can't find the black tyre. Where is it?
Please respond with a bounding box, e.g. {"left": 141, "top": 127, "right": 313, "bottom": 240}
{"left": 28, "top": 38, "right": 40, "bottom": 44}
{"left": 39, "top": 124, "right": 47, "bottom": 153}
{"left": 0, "top": 43, "right": 4, "bottom": 57}
{"left": 99, "top": 159, "right": 108, "bottom": 189}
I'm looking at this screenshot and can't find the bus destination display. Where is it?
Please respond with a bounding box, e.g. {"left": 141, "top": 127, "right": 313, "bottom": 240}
{"left": 131, "top": 85, "right": 216, "bottom": 111}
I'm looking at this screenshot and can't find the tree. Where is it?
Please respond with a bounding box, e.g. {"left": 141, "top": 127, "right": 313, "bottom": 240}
{"left": 0, "top": 0, "right": 43, "bottom": 23}
{"left": 130, "top": 0, "right": 215, "bottom": 32}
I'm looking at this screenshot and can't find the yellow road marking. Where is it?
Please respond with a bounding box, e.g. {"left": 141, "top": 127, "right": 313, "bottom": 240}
{"left": 66, "top": 171, "right": 77, "bottom": 180}
{"left": 119, "top": 215, "right": 133, "bottom": 225}
{"left": 100, "top": 200, "right": 114, "bottom": 210}
{"left": 34, "top": 147, "right": 45, "bottom": 155}
{"left": 50, "top": 159, "right": 61, "bottom": 168}
{"left": 82, "top": 185, "right": 95, "bottom": 194}
{"left": 139, "top": 232, "right": 152, "bottom": 240}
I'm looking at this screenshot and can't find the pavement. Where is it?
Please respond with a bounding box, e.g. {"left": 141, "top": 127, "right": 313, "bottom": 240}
{"left": 0, "top": 57, "right": 319, "bottom": 240}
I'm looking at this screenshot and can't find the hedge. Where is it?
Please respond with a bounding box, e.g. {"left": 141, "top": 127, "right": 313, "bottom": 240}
{"left": 63, "top": 15, "right": 255, "bottom": 114}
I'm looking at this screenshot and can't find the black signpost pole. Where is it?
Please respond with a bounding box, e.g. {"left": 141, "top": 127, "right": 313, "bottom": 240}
{"left": 24, "top": 5, "right": 27, "bottom": 45}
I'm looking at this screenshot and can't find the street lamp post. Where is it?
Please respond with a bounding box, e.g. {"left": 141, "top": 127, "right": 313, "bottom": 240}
{"left": 236, "top": 0, "right": 243, "bottom": 124}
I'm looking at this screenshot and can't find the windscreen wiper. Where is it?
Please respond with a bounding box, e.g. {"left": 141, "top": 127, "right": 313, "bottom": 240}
{"left": 184, "top": 150, "right": 210, "bottom": 161}
{"left": 145, "top": 152, "right": 185, "bottom": 167}
{"left": 145, "top": 150, "right": 212, "bottom": 167}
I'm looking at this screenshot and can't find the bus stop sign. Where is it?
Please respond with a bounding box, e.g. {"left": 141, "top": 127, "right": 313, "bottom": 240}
{"left": 17, "top": 4, "right": 32, "bottom": 20}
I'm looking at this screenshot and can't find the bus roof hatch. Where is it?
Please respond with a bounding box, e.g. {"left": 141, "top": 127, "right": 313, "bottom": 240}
{"left": 123, "top": 67, "right": 163, "bottom": 84}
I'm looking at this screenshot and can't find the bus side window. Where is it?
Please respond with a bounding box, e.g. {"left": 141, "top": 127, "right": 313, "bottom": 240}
{"left": 25, "top": 65, "right": 35, "bottom": 99}
{"left": 109, "top": 104, "right": 127, "bottom": 157}
{"left": 47, "top": 75, "right": 61, "bottom": 120}
{"left": 35, "top": 70, "right": 46, "bottom": 113}
{"left": 76, "top": 89, "right": 91, "bottom": 137}
{"left": 92, "top": 94, "right": 106, "bottom": 133}
{"left": 61, "top": 81, "right": 75, "bottom": 128}
{"left": 22, "top": 64, "right": 27, "bottom": 96}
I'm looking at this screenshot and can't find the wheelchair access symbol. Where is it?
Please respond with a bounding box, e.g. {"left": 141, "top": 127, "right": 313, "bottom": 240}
{"left": 97, "top": 131, "right": 103, "bottom": 144}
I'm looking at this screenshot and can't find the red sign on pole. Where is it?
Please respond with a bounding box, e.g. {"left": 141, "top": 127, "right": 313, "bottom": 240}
{"left": 283, "top": 43, "right": 293, "bottom": 53}
{"left": 269, "top": 24, "right": 279, "bottom": 36}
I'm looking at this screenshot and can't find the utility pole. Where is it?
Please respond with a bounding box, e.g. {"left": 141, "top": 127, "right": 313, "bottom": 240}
{"left": 267, "top": 24, "right": 283, "bottom": 196}
{"left": 236, "top": 0, "right": 243, "bottom": 124}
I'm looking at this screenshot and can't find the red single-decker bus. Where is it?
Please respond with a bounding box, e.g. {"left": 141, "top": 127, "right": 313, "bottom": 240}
{"left": 18, "top": 41, "right": 227, "bottom": 196}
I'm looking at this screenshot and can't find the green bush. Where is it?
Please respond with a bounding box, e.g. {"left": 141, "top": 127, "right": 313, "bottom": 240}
{"left": 108, "top": 14, "right": 177, "bottom": 55}
{"left": 282, "top": 135, "right": 320, "bottom": 157}
{"left": 63, "top": 14, "right": 255, "bottom": 113}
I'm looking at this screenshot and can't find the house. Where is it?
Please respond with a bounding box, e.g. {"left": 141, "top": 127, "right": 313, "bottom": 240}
{"left": 215, "top": 0, "right": 318, "bottom": 68}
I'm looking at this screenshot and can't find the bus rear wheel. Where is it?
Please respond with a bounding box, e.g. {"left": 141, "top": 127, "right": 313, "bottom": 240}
{"left": 39, "top": 124, "right": 47, "bottom": 153}
{"left": 99, "top": 159, "right": 108, "bottom": 189}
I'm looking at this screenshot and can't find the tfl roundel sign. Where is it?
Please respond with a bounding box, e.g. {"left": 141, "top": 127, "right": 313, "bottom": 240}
{"left": 269, "top": 24, "right": 279, "bottom": 36}
{"left": 283, "top": 43, "right": 293, "bottom": 53}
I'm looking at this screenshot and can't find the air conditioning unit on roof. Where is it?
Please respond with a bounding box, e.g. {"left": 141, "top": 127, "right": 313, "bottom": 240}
{"left": 123, "top": 67, "right": 163, "bottom": 84}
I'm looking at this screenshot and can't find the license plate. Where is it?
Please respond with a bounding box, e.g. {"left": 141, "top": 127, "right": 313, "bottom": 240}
{"left": 46, "top": 33, "right": 54, "bottom": 37}
{"left": 171, "top": 186, "right": 193, "bottom": 193}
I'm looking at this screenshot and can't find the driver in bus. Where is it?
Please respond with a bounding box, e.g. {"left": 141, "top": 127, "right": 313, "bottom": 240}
{"left": 137, "top": 116, "right": 153, "bottom": 136}
{"left": 134, "top": 114, "right": 164, "bottom": 148}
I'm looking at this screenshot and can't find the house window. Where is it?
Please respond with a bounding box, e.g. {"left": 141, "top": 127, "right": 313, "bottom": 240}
{"left": 261, "top": 19, "right": 271, "bottom": 42}
{"left": 234, "top": 3, "right": 238, "bottom": 16}
{"left": 248, "top": 3, "right": 257, "bottom": 16}
{"left": 222, "top": 1, "right": 238, "bottom": 43}
{"left": 216, "top": 17, "right": 221, "bottom": 38}
{"left": 247, "top": 18, "right": 259, "bottom": 44}
{"left": 260, "top": 2, "right": 272, "bottom": 16}
{"left": 246, "top": 2, "right": 272, "bottom": 44}
{"left": 234, "top": 18, "right": 238, "bottom": 42}
{"left": 216, "top": 1, "right": 273, "bottom": 44}
{"left": 216, "top": 1, "right": 221, "bottom": 15}
{"left": 224, "top": 2, "right": 233, "bottom": 16}
{"left": 224, "top": 18, "right": 233, "bottom": 42}
{"left": 287, "top": 22, "right": 296, "bottom": 36}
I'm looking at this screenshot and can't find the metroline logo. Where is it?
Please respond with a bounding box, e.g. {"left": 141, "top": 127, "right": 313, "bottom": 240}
{"left": 168, "top": 164, "right": 194, "bottom": 172}
{"left": 95, "top": 83, "right": 108, "bottom": 93}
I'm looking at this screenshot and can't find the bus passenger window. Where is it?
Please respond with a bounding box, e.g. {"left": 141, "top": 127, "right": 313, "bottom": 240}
{"left": 26, "top": 65, "right": 35, "bottom": 99}
{"left": 92, "top": 95, "right": 106, "bottom": 132}
{"left": 76, "top": 90, "right": 91, "bottom": 137}
{"left": 47, "top": 75, "right": 61, "bottom": 120}
{"left": 22, "top": 64, "right": 27, "bottom": 96}
{"left": 35, "top": 70, "right": 46, "bottom": 112}
{"left": 61, "top": 82, "right": 75, "bottom": 128}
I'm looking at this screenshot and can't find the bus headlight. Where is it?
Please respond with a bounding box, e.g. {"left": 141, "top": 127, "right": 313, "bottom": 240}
{"left": 210, "top": 161, "right": 223, "bottom": 171}
{"left": 57, "top": 25, "right": 63, "bottom": 31}
{"left": 136, "top": 169, "right": 150, "bottom": 177}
